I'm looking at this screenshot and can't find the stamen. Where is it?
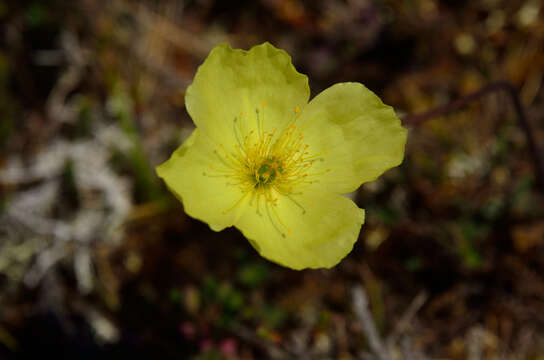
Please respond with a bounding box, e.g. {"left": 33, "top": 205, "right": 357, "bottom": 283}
{"left": 206, "top": 102, "right": 329, "bottom": 236}
{"left": 285, "top": 194, "right": 306, "bottom": 214}
{"left": 222, "top": 192, "right": 250, "bottom": 215}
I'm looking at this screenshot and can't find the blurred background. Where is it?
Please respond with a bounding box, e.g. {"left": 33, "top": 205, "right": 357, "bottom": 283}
{"left": 1, "top": 0, "right": 544, "bottom": 359}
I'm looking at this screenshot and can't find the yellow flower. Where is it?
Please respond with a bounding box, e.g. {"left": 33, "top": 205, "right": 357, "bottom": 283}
{"left": 156, "top": 43, "right": 406, "bottom": 269}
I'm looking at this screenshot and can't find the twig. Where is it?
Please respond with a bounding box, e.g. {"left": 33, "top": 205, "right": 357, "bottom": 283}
{"left": 46, "top": 31, "right": 88, "bottom": 125}
{"left": 352, "top": 286, "right": 391, "bottom": 360}
{"left": 386, "top": 290, "right": 428, "bottom": 348}
{"left": 399, "top": 336, "right": 416, "bottom": 360}
{"left": 401, "top": 81, "right": 544, "bottom": 193}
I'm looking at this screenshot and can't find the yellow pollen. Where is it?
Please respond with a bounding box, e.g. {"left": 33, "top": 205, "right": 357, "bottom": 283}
{"left": 295, "top": 106, "right": 300, "bottom": 113}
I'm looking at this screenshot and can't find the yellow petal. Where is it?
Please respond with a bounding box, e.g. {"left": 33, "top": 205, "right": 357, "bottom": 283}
{"left": 235, "top": 190, "right": 365, "bottom": 270}
{"left": 186, "top": 43, "right": 309, "bottom": 147}
{"left": 296, "top": 82, "right": 407, "bottom": 193}
{"left": 156, "top": 129, "right": 247, "bottom": 231}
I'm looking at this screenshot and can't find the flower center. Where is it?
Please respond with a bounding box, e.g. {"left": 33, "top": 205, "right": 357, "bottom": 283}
{"left": 205, "top": 102, "right": 330, "bottom": 237}
{"left": 257, "top": 160, "right": 280, "bottom": 185}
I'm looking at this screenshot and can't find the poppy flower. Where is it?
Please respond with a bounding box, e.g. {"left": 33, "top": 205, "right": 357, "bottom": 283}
{"left": 157, "top": 43, "right": 406, "bottom": 269}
